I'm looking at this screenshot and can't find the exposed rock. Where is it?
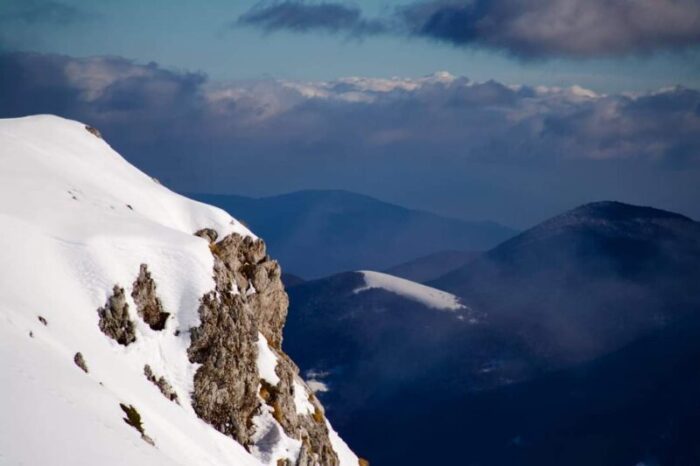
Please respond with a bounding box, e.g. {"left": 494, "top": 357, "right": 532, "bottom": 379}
{"left": 194, "top": 228, "right": 218, "bottom": 244}
{"left": 267, "top": 354, "right": 338, "bottom": 466}
{"left": 144, "top": 365, "right": 179, "bottom": 403}
{"left": 84, "top": 125, "right": 102, "bottom": 138}
{"left": 188, "top": 232, "right": 339, "bottom": 465}
{"left": 131, "top": 264, "right": 169, "bottom": 331}
{"left": 120, "top": 403, "right": 154, "bottom": 446}
{"left": 38, "top": 315, "right": 47, "bottom": 325}
{"left": 74, "top": 352, "right": 88, "bottom": 373}
{"left": 97, "top": 286, "right": 136, "bottom": 346}
{"left": 188, "top": 287, "right": 259, "bottom": 445}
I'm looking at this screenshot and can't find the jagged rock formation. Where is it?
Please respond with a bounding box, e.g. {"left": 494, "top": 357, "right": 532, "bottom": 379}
{"left": 264, "top": 353, "right": 339, "bottom": 466}
{"left": 188, "top": 231, "right": 340, "bottom": 465}
{"left": 131, "top": 264, "right": 170, "bottom": 330}
{"left": 97, "top": 285, "right": 136, "bottom": 345}
{"left": 144, "top": 364, "right": 179, "bottom": 403}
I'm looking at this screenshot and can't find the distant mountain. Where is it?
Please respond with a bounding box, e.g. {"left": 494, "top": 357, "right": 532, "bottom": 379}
{"left": 431, "top": 201, "right": 700, "bottom": 364}
{"left": 382, "top": 249, "right": 477, "bottom": 283}
{"left": 283, "top": 271, "right": 479, "bottom": 424}
{"left": 191, "top": 190, "right": 515, "bottom": 278}
{"left": 283, "top": 201, "right": 700, "bottom": 466}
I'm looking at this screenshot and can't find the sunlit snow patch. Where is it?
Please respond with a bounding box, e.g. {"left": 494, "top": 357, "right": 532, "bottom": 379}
{"left": 355, "top": 270, "right": 465, "bottom": 311}
{"left": 256, "top": 333, "right": 280, "bottom": 386}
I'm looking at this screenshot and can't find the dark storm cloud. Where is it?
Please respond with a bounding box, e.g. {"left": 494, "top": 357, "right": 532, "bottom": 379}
{"left": 1, "top": 52, "right": 699, "bottom": 204}
{"left": 399, "top": 0, "right": 700, "bottom": 58}
{"left": 238, "top": 1, "right": 386, "bottom": 35}
{"left": 239, "top": 0, "right": 700, "bottom": 58}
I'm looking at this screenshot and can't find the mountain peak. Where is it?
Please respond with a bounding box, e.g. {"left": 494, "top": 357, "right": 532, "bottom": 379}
{"left": 0, "top": 115, "right": 358, "bottom": 466}
{"left": 564, "top": 201, "right": 692, "bottom": 223}
{"left": 489, "top": 200, "right": 696, "bottom": 256}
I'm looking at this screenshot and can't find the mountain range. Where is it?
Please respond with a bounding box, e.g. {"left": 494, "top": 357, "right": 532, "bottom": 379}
{"left": 3, "top": 114, "right": 698, "bottom": 466}
{"left": 192, "top": 191, "right": 515, "bottom": 278}
{"left": 282, "top": 200, "right": 700, "bottom": 465}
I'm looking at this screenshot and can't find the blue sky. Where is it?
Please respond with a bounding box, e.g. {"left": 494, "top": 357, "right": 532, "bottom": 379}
{"left": 4, "top": 0, "right": 699, "bottom": 92}
{"left": 1, "top": 0, "right": 699, "bottom": 227}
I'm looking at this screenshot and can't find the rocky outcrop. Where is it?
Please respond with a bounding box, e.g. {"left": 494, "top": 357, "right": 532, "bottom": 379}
{"left": 120, "top": 403, "right": 155, "bottom": 446}
{"left": 194, "top": 228, "right": 218, "bottom": 244}
{"left": 144, "top": 365, "right": 179, "bottom": 403}
{"left": 261, "top": 354, "right": 339, "bottom": 466}
{"left": 97, "top": 286, "right": 136, "bottom": 345}
{"left": 74, "top": 352, "right": 88, "bottom": 373}
{"left": 131, "top": 264, "right": 169, "bottom": 331}
{"left": 84, "top": 125, "right": 102, "bottom": 138}
{"left": 188, "top": 231, "right": 340, "bottom": 465}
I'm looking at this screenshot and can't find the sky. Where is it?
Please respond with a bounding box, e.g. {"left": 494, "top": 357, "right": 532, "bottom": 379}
{"left": 1, "top": 0, "right": 699, "bottom": 227}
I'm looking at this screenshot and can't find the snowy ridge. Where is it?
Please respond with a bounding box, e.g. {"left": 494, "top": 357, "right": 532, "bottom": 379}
{"left": 355, "top": 270, "right": 465, "bottom": 311}
{"left": 0, "top": 115, "right": 356, "bottom": 466}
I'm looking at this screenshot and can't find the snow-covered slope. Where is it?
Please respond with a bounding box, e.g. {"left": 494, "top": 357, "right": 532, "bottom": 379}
{"left": 355, "top": 270, "right": 465, "bottom": 311}
{"left": 0, "top": 115, "right": 357, "bottom": 466}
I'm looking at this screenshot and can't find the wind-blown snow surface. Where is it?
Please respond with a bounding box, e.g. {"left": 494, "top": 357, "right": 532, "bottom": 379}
{"left": 0, "top": 115, "right": 355, "bottom": 466}
{"left": 355, "top": 270, "right": 465, "bottom": 311}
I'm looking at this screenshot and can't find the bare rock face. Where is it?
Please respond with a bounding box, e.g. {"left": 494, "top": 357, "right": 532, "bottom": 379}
{"left": 188, "top": 232, "right": 339, "bottom": 465}
{"left": 144, "top": 365, "right": 179, "bottom": 403}
{"left": 97, "top": 285, "right": 136, "bottom": 345}
{"left": 262, "top": 353, "right": 339, "bottom": 466}
{"left": 189, "top": 288, "right": 259, "bottom": 444}
{"left": 132, "top": 264, "right": 169, "bottom": 331}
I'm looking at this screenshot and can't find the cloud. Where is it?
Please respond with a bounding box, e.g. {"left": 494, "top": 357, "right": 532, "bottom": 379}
{"left": 0, "top": 0, "right": 89, "bottom": 25}
{"left": 2, "top": 52, "right": 698, "bottom": 165}
{"left": 0, "top": 52, "right": 698, "bottom": 223}
{"left": 238, "top": 0, "right": 700, "bottom": 58}
{"left": 399, "top": 0, "right": 700, "bottom": 58}
{"left": 238, "top": 1, "right": 386, "bottom": 36}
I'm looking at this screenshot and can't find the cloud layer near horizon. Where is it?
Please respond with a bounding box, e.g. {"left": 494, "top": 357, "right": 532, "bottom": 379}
{"left": 238, "top": 0, "right": 700, "bottom": 58}
{"left": 1, "top": 52, "right": 699, "bottom": 224}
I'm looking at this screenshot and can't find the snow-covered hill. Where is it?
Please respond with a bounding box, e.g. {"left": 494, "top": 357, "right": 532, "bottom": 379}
{"left": 0, "top": 115, "right": 358, "bottom": 466}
